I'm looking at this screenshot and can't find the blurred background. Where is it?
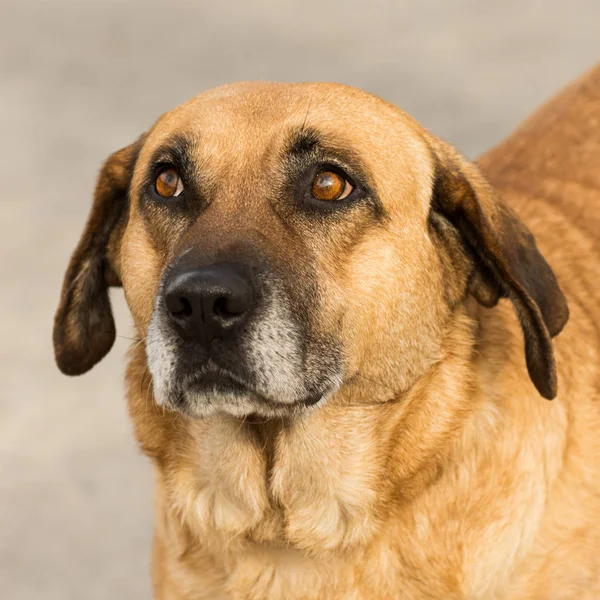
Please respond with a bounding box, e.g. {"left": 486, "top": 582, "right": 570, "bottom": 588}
{"left": 1, "top": 1, "right": 598, "bottom": 598}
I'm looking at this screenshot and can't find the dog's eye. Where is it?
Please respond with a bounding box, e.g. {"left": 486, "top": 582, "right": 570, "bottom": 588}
{"left": 155, "top": 168, "right": 184, "bottom": 198}
{"left": 311, "top": 171, "right": 353, "bottom": 201}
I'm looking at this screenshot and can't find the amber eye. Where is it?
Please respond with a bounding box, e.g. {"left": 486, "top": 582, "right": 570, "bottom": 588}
{"left": 155, "top": 168, "right": 184, "bottom": 198}
{"left": 311, "top": 171, "right": 353, "bottom": 201}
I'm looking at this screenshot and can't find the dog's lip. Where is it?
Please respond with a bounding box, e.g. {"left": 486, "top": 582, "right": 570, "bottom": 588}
{"left": 186, "top": 367, "right": 278, "bottom": 405}
{"left": 183, "top": 367, "right": 325, "bottom": 409}
{"left": 196, "top": 370, "right": 237, "bottom": 386}
{"left": 188, "top": 368, "right": 248, "bottom": 393}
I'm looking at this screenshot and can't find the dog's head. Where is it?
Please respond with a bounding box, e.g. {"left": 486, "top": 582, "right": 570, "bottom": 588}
{"left": 54, "top": 82, "right": 568, "bottom": 418}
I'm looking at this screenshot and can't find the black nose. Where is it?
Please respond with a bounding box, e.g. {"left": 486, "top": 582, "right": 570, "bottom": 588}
{"left": 164, "top": 265, "right": 254, "bottom": 346}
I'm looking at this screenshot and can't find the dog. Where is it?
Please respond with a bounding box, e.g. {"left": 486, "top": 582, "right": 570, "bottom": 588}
{"left": 54, "top": 65, "right": 600, "bottom": 599}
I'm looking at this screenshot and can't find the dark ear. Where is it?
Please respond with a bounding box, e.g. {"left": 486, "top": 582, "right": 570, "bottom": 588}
{"left": 53, "top": 135, "right": 145, "bottom": 376}
{"left": 428, "top": 140, "right": 569, "bottom": 399}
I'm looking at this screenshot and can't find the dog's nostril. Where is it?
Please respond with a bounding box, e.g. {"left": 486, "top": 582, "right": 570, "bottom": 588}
{"left": 213, "top": 296, "right": 230, "bottom": 318}
{"left": 214, "top": 295, "right": 245, "bottom": 318}
{"left": 166, "top": 295, "right": 193, "bottom": 317}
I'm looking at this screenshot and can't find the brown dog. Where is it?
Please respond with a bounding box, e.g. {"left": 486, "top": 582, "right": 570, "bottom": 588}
{"left": 54, "top": 66, "right": 600, "bottom": 599}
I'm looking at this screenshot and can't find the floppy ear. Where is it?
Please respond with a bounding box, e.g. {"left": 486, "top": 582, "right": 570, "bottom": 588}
{"left": 428, "top": 140, "right": 569, "bottom": 399}
{"left": 53, "top": 135, "right": 145, "bottom": 376}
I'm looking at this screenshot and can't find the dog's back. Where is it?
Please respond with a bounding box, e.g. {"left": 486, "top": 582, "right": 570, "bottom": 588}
{"left": 481, "top": 64, "right": 600, "bottom": 243}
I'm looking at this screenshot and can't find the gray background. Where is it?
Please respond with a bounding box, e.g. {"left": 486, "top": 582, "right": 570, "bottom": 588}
{"left": 1, "top": 1, "right": 598, "bottom": 598}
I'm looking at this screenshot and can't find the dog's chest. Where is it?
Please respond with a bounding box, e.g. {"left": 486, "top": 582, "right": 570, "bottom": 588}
{"left": 172, "top": 413, "right": 385, "bottom": 553}
{"left": 166, "top": 438, "right": 479, "bottom": 600}
{"left": 160, "top": 413, "right": 409, "bottom": 598}
{"left": 161, "top": 407, "right": 561, "bottom": 600}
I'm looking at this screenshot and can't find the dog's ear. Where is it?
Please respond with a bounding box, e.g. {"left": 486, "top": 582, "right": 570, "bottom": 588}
{"left": 428, "top": 140, "right": 569, "bottom": 399}
{"left": 53, "top": 135, "right": 145, "bottom": 376}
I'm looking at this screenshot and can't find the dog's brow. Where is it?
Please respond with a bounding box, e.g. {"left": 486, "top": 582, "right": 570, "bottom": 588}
{"left": 149, "top": 133, "right": 196, "bottom": 167}
{"left": 284, "top": 126, "right": 366, "bottom": 173}
{"left": 285, "top": 127, "right": 321, "bottom": 157}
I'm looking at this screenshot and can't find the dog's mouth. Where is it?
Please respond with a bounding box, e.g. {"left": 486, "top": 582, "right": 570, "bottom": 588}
{"left": 187, "top": 368, "right": 249, "bottom": 397}
{"left": 165, "top": 363, "right": 327, "bottom": 418}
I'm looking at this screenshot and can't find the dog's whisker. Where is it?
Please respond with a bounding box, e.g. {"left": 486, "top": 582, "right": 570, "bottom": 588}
{"left": 140, "top": 369, "right": 154, "bottom": 408}
{"left": 118, "top": 334, "right": 147, "bottom": 357}
{"left": 353, "top": 372, "right": 397, "bottom": 394}
{"left": 299, "top": 97, "right": 313, "bottom": 134}
{"left": 116, "top": 334, "right": 144, "bottom": 343}
{"left": 130, "top": 339, "right": 146, "bottom": 354}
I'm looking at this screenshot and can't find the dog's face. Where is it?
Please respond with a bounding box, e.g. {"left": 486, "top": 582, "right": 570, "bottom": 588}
{"left": 54, "top": 82, "right": 568, "bottom": 418}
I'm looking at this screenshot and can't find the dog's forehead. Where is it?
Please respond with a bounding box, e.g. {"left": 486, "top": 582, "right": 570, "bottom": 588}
{"left": 145, "top": 82, "right": 425, "bottom": 156}
{"left": 161, "top": 82, "right": 392, "bottom": 128}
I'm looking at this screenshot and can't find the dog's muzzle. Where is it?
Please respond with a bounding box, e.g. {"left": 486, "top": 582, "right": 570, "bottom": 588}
{"left": 146, "top": 257, "right": 344, "bottom": 419}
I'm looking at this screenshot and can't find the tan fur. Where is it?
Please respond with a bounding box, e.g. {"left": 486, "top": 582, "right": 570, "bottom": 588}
{"left": 58, "top": 67, "right": 600, "bottom": 598}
